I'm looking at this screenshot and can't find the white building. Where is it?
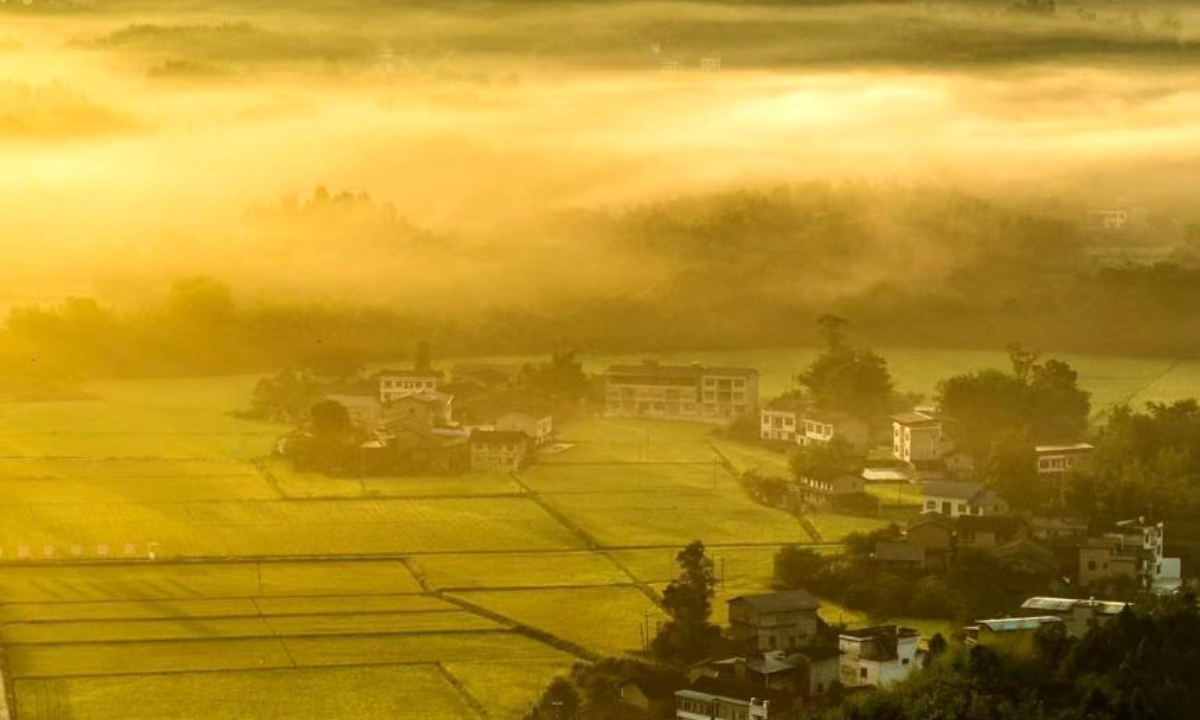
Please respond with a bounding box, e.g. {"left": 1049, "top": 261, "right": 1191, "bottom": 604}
{"left": 1035, "top": 443, "right": 1094, "bottom": 475}
{"left": 838, "top": 626, "right": 920, "bottom": 688}
{"left": 379, "top": 371, "right": 441, "bottom": 403}
{"left": 675, "top": 688, "right": 775, "bottom": 720}
{"left": 892, "top": 410, "right": 946, "bottom": 465}
{"left": 922, "top": 481, "right": 1008, "bottom": 518}
{"left": 760, "top": 401, "right": 802, "bottom": 442}
{"left": 1079, "top": 518, "right": 1182, "bottom": 594}
{"left": 606, "top": 361, "right": 758, "bottom": 424}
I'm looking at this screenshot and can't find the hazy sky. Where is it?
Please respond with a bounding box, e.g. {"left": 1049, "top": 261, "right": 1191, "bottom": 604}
{"left": 3, "top": 3, "right": 1200, "bottom": 305}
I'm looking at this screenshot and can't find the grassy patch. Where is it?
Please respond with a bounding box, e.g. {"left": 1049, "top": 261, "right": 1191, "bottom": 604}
{"left": 412, "top": 551, "right": 628, "bottom": 590}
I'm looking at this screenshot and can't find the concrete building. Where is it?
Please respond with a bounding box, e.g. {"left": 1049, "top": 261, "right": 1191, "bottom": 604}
{"left": 797, "top": 474, "right": 866, "bottom": 511}
{"left": 922, "top": 481, "right": 1008, "bottom": 518}
{"left": 675, "top": 684, "right": 786, "bottom": 720}
{"left": 838, "top": 626, "right": 920, "bottom": 688}
{"left": 495, "top": 411, "right": 554, "bottom": 447}
{"left": 798, "top": 411, "right": 869, "bottom": 453}
{"left": 378, "top": 370, "right": 441, "bottom": 402}
{"left": 1035, "top": 443, "right": 1095, "bottom": 476}
{"left": 1019, "top": 597, "right": 1130, "bottom": 637}
{"left": 891, "top": 411, "right": 946, "bottom": 465}
{"left": 383, "top": 390, "right": 454, "bottom": 427}
{"left": 606, "top": 361, "right": 758, "bottom": 424}
{"left": 727, "top": 590, "right": 822, "bottom": 652}
{"left": 1078, "top": 518, "right": 1182, "bottom": 593}
{"left": 468, "top": 429, "right": 531, "bottom": 472}
{"left": 760, "top": 400, "right": 802, "bottom": 442}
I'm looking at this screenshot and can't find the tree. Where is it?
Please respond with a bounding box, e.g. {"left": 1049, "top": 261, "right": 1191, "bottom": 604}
{"left": 527, "top": 677, "right": 580, "bottom": 720}
{"left": 799, "top": 318, "right": 893, "bottom": 419}
{"left": 790, "top": 437, "right": 860, "bottom": 483}
{"left": 774, "top": 545, "right": 828, "bottom": 589}
{"left": 651, "top": 541, "right": 721, "bottom": 664}
{"left": 414, "top": 340, "right": 433, "bottom": 373}
{"left": 985, "top": 429, "right": 1042, "bottom": 511}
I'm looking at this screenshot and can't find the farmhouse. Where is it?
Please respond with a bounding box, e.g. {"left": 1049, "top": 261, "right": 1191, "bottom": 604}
{"left": 468, "top": 429, "right": 531, "bottom": 472}
{"left": 727, "top": 590, "right": 822, "bottom": 652}
{"left": 675, "top": 681, "right": 793, "bottom": 720}
{"left": 837, "top": 625, "right": 921, "bottom": 689}
{"left": 605, "top": 361, "right": 759, "bottom": 424}
{"left": 921, "top": 481, "right": 1008, "bottom": 518}
{"left": 962, "top": 616, "right": 1064, "bottom": 647}
{"left": 688, "top": 648, "right": 841, "bottom": 701}
{"left": 323, "top": 393, "right": 382, "bottom": 431}
{"left": 891, "top": 410, "right": 946, "bottom": 465}
{"left": 797, "top": 473, "right": 866, "bottom": 512}
{"left": 383, "top": 390, "right": 454, "bottom": 428}
{"left": 1019, "top": 597, "right": 1129, "bottom": 637}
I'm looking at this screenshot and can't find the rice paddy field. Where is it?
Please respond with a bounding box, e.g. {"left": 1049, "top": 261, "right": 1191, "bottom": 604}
{"left": 3, "top": 348, "right": 1200, "bottom": 718}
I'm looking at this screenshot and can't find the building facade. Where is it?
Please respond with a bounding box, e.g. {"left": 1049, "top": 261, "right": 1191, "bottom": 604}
{"left": 468, "top": 430, "right": 530, "bottom": 472}
{"left": 606, "top": 362, "right": 758, "bottom": 424}
{"left": 727, "top": 591, "right": 822, "bottom": 652}
{"left": 838, "top": 626, "right": 920, "bottom": 688}
{"left": 378, "top": 371, "right": 442, "bottom": 402}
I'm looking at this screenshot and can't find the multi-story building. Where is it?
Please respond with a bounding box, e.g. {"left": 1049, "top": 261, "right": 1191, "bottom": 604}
{"left": 1078, "top": 518, "right": 1182, "bottom": 593}
{"left": 1035, "top": 443, "right": 1094, "bottom": 475}
{"left": 468, "top": 430, "right": 531, "bottom": 472}
{"left": 797, "top": 411, "right": 869, "bottom": 453}
{"left": 922, "top": 481, "right": 1008, "bottom": 518}
{"left": 727, "top": 590, "right": 822, "bottom": 652}
{"left": 838, "top": 626, "right": 921, "bottom": 688}
{"left": 760, "top": 400, "right": 802, "bottom": 442}
{"left": 378, "top": 370, "right": 442, "bottom": 403}
{"left": 605, "top": 361, "right": 758, "bottom": 424}
{"left": 892, "top": 410, "right": 946, "bottom": 465}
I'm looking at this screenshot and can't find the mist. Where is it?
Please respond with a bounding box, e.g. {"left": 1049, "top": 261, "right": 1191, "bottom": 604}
{"left": 3, "top": 0, "right": 1200, "bottom": 317}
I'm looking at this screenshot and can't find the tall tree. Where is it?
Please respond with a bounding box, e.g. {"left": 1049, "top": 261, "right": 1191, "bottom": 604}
{"left": 651, "top": 541, "right": 721, "bottom": 664}
{"left": 799, "top": 318, "right": 893, "bottom": 418}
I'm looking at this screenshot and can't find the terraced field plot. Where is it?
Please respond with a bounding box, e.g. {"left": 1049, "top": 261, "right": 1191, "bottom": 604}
{"left": 0, "top": 495, "right": 583, "bottom": 558}
{"left": 453, "top": 586, "right": 668, "bottom": 656}
{"left": 16, "top": 664, "right": 478, "bottom": 720}
{"left": 268, "top": 462, "right": 521, "bottom": 499}
{"left": 412, "top": 551, "right": 630, "bottom": 590}
{"left": 447, "top": 660, "right": 577, "bottom": 720}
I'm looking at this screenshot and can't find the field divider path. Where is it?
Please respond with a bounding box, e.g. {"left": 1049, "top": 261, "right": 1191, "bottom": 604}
{"left": 510, "top": 472, "right": 600, "bottom": 550}
{"left": 708, "top": 441, "right": 821, "bottom": 542}
{"left": 435, "top": 662, "right": 489, "bottom": 719}
{"left": 251, "top": 597, "right": 299, "bottom": 669}
{"left": 439, "top": 594, "right": 597, "bottom": 663}
{"left": 400, "top": 556, "right": 598, "bottom": 662}
{"left": 251, "top": 459, "right": 288, "bottom": 499}
{"left": 602, "top": 551, "right": 664, "bottom": 606}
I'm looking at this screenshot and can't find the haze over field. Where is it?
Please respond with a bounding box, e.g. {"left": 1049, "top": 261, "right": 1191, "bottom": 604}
{"left": 3, "top": 1, "right": 1200, "bottom": 316}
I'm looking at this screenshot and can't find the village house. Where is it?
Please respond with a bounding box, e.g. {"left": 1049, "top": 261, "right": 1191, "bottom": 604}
{"left": 955, "top": 515, "right": 1027, "bottom": 552}
{"left": 962, "top": 616, "right": 1065, "bottom": 647}
{"left": 675, "top": 682, "right": 793, "bottom": 720}
{"left": 383, "top": 390, "right": 454, "bottom": 428}
{"left": 468, "top": 429, "right": 531, "bottom": 472}
{"left": 689, "top": 648, "right": 841, "bottom": 701}
{"left": 1019, "top": 597, "right": 1130, "bottom": 637}
{"left": 797, "top": 410, "right": 869, "bottom": 454}
{"left": 1029, "top": 516, "right": 1090, "bottom": 544}
{"left": 797, "top": 473, "right": 865, "bottom": 511}
{"left": 921, "top": 481, "right": 1008, "bottom": 518}
{"left": 727, "top": 590, "right": 822, "bottom": 652}
{"left": 606, "top": 361, "right": 759, "bottom": 424}
{"left": 495, "top": 411, "right": 554, "bottom": 447}
{"left": 1035, "top": 443, "right": 1095, "bottom": 476}
{"left": 873, "top": 540, "right": 927, "bottom": 570}
{"left": 760, "top": 399, "right": 802, "bottom": 442}
{"left": 378, "top": 370, "right": 442, "bottom": 402}
{"left": 837, "top": 626, "right": 921, "bottom": 689}
{"left": 378, "top": 418, "right": 469, "bottom": 474}
{"left": 1078, "top": 518, "right": 1182, "bottom": 593}
{"left": 891, "top": 410, "right": 946, "bottom": 465}
{"left": 323, "top": 393, "right": 382, "bottom": 431}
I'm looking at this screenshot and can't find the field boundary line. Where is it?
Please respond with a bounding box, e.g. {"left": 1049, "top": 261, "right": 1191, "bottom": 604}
{"left": 435, "top": 662, "right": 489, "bottom": 719}
{"left": 2, "top": 627, "right": 514, "bottom": 650}
{"left": 510, "top": 473, "right": 600, "bottom": 551}
{"left": 602, "top": 551, "right": 664, "bottom": 606}
{"left": 1, "top": 608, "right": 469, "bottom": 626}
{"left": 440, "top": 593, "right": 598, "bottom": 662}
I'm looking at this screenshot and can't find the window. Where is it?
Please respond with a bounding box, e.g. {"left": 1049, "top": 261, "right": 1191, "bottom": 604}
{"left": 860, "top": 667, "right": 868, "bottom": 679}
{"left": 902, "top": 658, "right": 910, "bottom": 665}
{"left": 957, "top": 503, "right": 967, "bottom": 513}
{"left": 926, "top": 500, "right": 936, "bottom": 509}
{"left": 816, "top": 682, "right": 824, "bottom": 694}
{"left": 1087, "top": 560, "right": 1097, "bottom": 571}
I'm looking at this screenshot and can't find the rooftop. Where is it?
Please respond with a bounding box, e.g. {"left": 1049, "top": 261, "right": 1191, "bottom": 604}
{"left": 973, "top": 616, "right": 1063, "bottom": 633}
{"left": 1021, "top": 597, "right": 1130, "bottom": 615}
{"left": 922, "top": 481, "right": 985, "bottom": 500}
{"left": 728, "top": 589, "right": 821, "bottom": 614}
{"left": 1034, "top": 443, "right": 1095, "bottom": 454}
{"left": 891, "top": 411, "right": 940, "bottom": 425}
